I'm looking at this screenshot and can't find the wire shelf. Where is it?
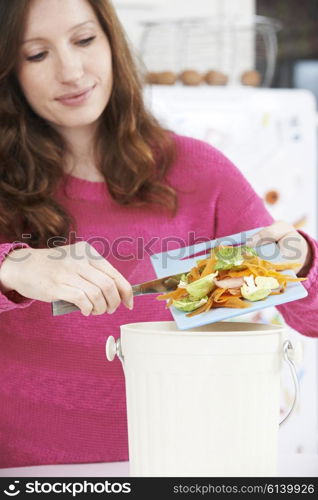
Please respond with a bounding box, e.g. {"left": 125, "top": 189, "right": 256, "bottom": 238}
{"left": 139, "top": 15, "right": 282, "bottom": 87}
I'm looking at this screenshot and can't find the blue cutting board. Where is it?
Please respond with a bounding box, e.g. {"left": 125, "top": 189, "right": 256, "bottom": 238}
{"left": 150, "top": 227, "right": 308, "bottom": 330}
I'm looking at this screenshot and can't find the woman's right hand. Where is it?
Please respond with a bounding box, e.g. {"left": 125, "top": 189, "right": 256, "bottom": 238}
{"left": 0, "top": 242, "right": 133, "bottom": 316}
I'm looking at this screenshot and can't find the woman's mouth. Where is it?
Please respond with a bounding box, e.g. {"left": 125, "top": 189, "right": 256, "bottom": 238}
{"left": 56, "top": 85, "right": 96, "bottom": 106}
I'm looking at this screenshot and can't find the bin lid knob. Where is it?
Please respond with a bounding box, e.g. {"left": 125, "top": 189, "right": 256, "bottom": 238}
{"left": 106, "top": 335, "right": 117, "bottom": 362}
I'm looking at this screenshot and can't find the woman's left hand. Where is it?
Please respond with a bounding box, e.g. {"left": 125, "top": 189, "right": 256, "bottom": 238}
{"left": 247, "top": 220, "right": 312, "bottom": 277}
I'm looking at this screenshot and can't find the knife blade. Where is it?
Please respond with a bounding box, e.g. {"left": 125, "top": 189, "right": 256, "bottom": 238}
{"left": 51, "top": 272, "right": 184, "bottom": 316}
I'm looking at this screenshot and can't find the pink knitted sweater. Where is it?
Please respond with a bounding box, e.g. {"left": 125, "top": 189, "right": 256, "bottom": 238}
{"left": 1, "top": 134, "right": 318, "bottom": 468}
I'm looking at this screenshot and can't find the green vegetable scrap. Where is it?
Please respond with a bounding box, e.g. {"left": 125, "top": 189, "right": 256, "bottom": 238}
{"left": 173, "top": 296, "right": 209, "bottom": 313}
{"left": 241, "top": 275, "right": 280, "bottom": 302}
{"left": 185, "top": 272, "right": 218, "bottom": 300}
{"left": 215, "top": 245, "right": 257, "bottom": 271}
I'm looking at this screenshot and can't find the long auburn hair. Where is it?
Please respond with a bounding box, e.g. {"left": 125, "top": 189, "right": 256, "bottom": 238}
{"left": 0, "top": 0, "right": 177, "bottom": 247}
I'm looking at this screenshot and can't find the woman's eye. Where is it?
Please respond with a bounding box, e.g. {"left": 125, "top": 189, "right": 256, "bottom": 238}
{"left": 24, "top": 36, "right": 96, "bottom": 62}
{"left": 26, "top": 52, "right": 47, "bottom": 62}
{"left": 77, "top": 36, "right": 96, "bottom": 47}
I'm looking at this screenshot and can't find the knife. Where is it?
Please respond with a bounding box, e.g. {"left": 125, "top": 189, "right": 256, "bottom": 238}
{"left": 51, "top": 272, "right": 184, "bottom": 316}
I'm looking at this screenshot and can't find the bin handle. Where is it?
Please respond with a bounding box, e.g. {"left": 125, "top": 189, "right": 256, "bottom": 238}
{"left": 279, "top": 340, "right": 300, "bottom": 426}
{"left": 105, "top": 337, "right": 299, "bottom": 425}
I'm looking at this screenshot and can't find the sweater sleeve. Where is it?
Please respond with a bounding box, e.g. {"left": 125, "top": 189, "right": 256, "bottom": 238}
{"left": 0, "top": 242, "right": 35, "bottom": 313}
{"left": 212, "top": 147, "right": 318, "bottom": 338}
{"left": 275, "top": 231, "right": 318, "bottom": 338}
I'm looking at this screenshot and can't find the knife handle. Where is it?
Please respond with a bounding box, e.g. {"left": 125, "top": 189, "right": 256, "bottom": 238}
{"left": 52, "top": 284, "right": 140, "bottom": 316}
{"left": 52, "top": 300, "right": 79, "bottom": 316}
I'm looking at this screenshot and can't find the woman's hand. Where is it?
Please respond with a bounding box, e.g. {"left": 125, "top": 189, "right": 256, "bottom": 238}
{"left": 0, "top": 242, "right": 133, "bottom": 316}
{"left": 247, "top": 221, "right": 312, "bottom": 277}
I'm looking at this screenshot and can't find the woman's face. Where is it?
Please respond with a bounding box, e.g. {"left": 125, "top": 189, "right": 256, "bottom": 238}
{"left": 17, "top": 0, "right": 113, "bottom": 132}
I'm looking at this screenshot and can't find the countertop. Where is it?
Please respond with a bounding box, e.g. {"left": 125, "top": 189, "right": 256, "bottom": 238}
{"left": 0, "top": 454, "right": 317, "bottom": 477}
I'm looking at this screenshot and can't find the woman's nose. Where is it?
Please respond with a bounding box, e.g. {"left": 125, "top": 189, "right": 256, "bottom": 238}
{"left": 56, "top": 50, "right": 84, "bottom": 83}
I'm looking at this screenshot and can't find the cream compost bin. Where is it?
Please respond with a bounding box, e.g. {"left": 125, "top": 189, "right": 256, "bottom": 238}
{"left": 106, "top": 321, "right": 299, "bottom": 477}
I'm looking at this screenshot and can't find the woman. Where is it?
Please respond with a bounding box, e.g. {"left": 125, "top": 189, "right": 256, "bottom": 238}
{"left": 0, "top": 0, "right": 317, "bottom": 468}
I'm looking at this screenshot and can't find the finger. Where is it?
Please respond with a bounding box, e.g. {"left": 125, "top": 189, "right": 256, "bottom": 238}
{"left": 56, "top": 284, "right": 94, "bottom": 316}
{"left": 88, "top": 258, "right": 134, "bottom": 310}
{"left": 277, "top": 233, "right": 307, "bottom": 270}
{"left": 62, "top": 275, "right": 108, "bottom": 315}
{"left": 247, "top": 221, "right": 294, "bottom": 247}
{"left": 78, "top": 265, "right": 121, "bottom": 314}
